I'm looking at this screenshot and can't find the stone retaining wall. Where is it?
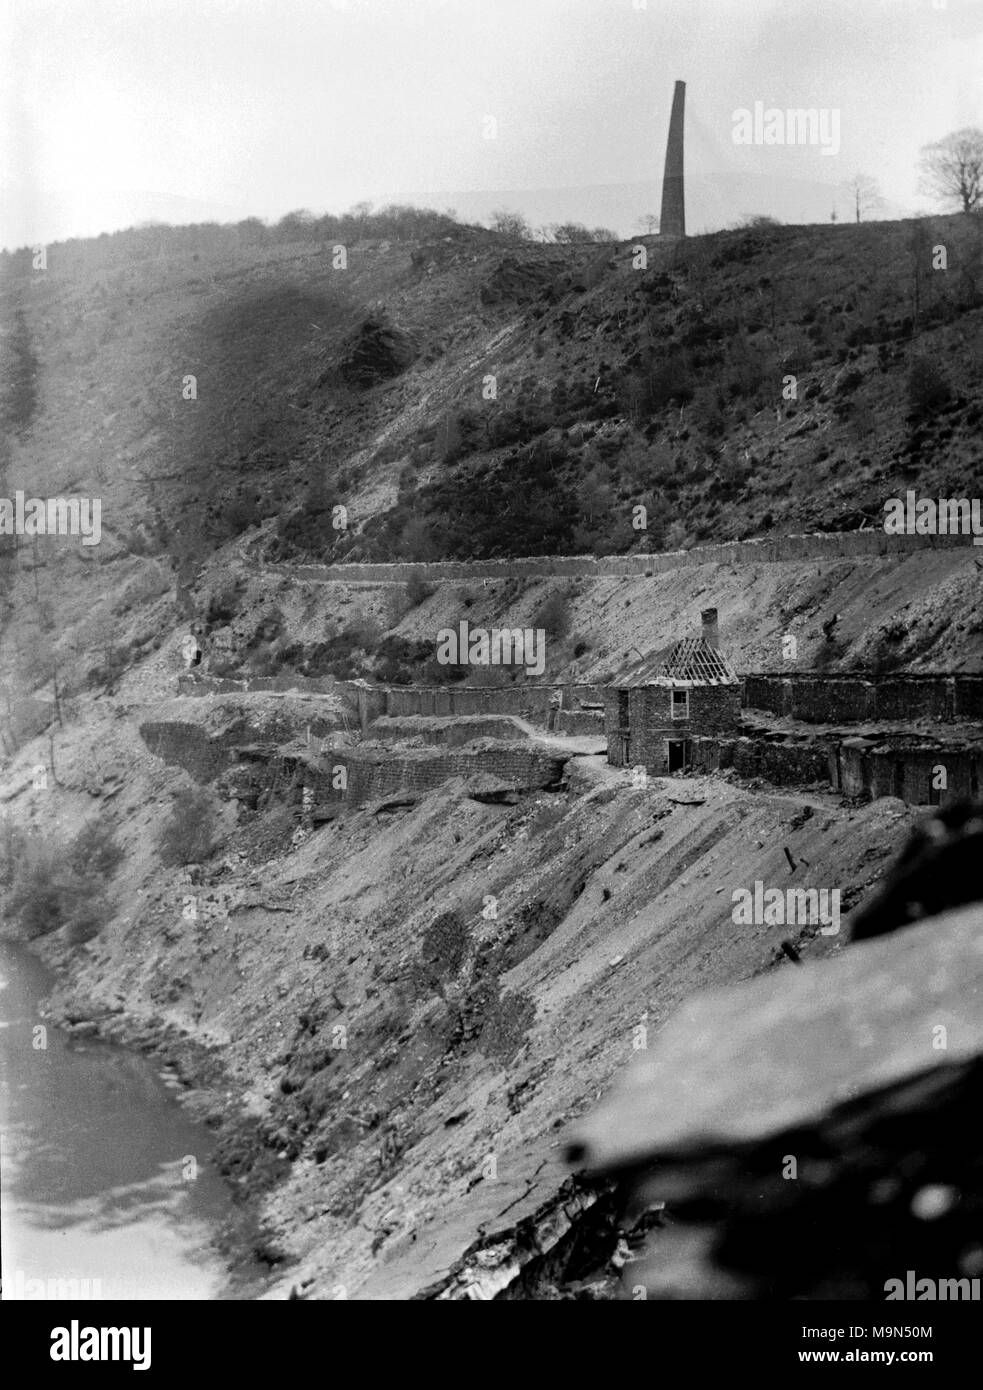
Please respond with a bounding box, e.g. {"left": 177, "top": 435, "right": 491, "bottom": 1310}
{"left": 315, "top": 745, "right": 569, "bottom": 807}
{"left": 688, "top": 735, "right": 832, "bottom": 787}
{"left": 264, "top": 529, "right": 970, "bottom": 586}
{"left": 685, "top": 730, "right": 982, "bottom": 806}
{"left": 177, "top": 672, "right": 602, "bottom": 724}
{"left": 381, "top": 683, "right": 602, "bottom": 718}
{"left": 140, "top": 719, "right": 569, "bottom": 809}
{"left": 743, "top": 673, "right": 983, "bottom": 724}
{"left": 832, "top": 742, "right": 981, "bottom": 805}
{"left": 369, "top": 714, "right": 530, "bottom": 746}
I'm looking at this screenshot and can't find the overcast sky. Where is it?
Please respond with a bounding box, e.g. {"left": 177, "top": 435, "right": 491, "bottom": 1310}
{"left": 2, "top": 0, "right": 981, "bottom": 249}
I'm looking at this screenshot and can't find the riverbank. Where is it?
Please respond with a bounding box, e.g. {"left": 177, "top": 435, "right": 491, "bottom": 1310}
{"left": 1, "top": 938, "right": 282, "bottom": 1300}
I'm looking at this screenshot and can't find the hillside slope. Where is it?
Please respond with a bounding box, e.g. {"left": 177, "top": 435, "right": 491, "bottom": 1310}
{"left": 3, "top": 212, "right": 983, "bottom": 716}
{"left": 8, "top": 653, "right": 911, "bottom": 1298}
{"left": 2, "top": 212, "right": 981, "bottom": 1298}
{"left": 7, "top": 217, "right": 983, "bottom": 569}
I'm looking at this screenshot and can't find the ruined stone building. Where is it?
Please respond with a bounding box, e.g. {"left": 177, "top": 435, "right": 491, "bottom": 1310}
{"left": 604, "top": 608, "right": 741, "bottom": 774}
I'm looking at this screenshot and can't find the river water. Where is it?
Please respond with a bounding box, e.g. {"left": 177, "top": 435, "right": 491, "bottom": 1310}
{"left": 0, "top": 942, "right": 244, "bottom": 1300}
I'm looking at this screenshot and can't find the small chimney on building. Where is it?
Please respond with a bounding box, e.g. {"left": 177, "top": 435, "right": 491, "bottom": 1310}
{"left": 701, "top": 607, "right": 719, "bottom": 650}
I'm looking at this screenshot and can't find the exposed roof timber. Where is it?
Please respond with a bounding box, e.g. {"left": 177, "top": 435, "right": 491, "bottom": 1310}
{"left": 613, "top": 636, "right": 740, "bottom": 688}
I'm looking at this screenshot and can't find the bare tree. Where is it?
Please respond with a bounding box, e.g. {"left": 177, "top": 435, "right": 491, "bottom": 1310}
{"left": 549, "top": 222, "right": 591, "bottom": 244}
{"left": 348, "top": 201, "right": 374, "bottom": 239}
{"left": 489, "top": 209, "right": 531, "bottom": 241}
{"left": 846, "top": 172, "right": 885, "bottom": 223}
{"left": 918, "top": 128, "right": 983, "bottom": 213}
{"left": 636, "top": 213, "right": 660, "bottom": 235}
{"left": 277, "top": 209, "right": 316, "bottom": 240}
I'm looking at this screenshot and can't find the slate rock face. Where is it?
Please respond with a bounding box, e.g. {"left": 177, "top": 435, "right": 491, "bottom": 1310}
{"left": 338, "top": 312, "right": 417, "bottom": 387}
{"left": 850, "top": 799, "right": 983, "bottom": 941}
{"left": 568, "top": 903, "right": 983, "bottom": 1168}
{"left": 565, "top": 829, "right": 983, "bottom": 1297}
{"left": 627, "top": 1055, "right": 983, "bottom": 1300}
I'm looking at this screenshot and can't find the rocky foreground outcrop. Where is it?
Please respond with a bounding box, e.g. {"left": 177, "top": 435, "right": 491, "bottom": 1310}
{"left": 567, "top": 806, "right": 983, "bottom": 1299}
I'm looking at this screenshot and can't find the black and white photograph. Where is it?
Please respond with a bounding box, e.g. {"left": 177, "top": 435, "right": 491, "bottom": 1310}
{"left": 1, "top": 0, "right": 982, "bottom": 1358}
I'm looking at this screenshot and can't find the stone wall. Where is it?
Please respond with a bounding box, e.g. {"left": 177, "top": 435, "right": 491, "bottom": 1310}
{"left": 317, "top": 745, "right": 569, "bottom": 807}
{"left": 139, "top": 721, "right": 239, "bottom": 783}
{"left": 873, "top": 678, "right": 949, "bottom": 722}
{"left": 181, "top": 667, "right": 983, "bottom": 731}
{"left": 177, "top": 672, "right": 343, "bottom": 696}
{"left": 687, "top": 735, "right": 832, "bottom": 785}
{"left": 141, "top": 720, "right": 569, "bottom": 809}
{"left": 686, "top": 730, "right": 983, "bottom": 806}
{"left": 369, "top": 714, "right": 531, "bottom": 746}
{"left": 952, "top": 681, "right": 983, "bottom": 721}
{"left": 743, "top": 673, "right": 983, "bottom": 724}
{"left": 553, "top": 708, "right": 604, "bottom": 737}
{"left": 177, "top": 672, "right": 601, "bottom": 726}
{"left": 833, "top": 741, "right": 981, "bottom": 806}
{"left": 264, "top": 528, "right": 970, "bottom": 587}
{"left": 223, "top": 743, "right": 570, "bottom": 811}
{"left": 382, "top": 683, "right": 602, "bottom": 719}
{"left": 730, "top": 737, "right": 833, "bottom": 786}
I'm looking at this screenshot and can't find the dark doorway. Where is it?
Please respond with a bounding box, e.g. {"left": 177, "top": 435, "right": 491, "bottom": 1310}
{"left": 668, "top": 739, "right": 691, "bottom": 773}
{"left": 893, "top": 760, "right": 905, "bottom": 798}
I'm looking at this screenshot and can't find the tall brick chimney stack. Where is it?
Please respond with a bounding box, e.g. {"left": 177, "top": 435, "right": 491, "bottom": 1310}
{"left": 660, "top": 80, "right": 686, "bottom": 238}
{"left": 701, "top": 607, "right": 719, "bottom": 650}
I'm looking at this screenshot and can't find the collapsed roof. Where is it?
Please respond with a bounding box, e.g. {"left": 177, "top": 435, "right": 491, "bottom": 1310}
{"left": 613, "top": 636, "right": 740, "bottom": 688}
